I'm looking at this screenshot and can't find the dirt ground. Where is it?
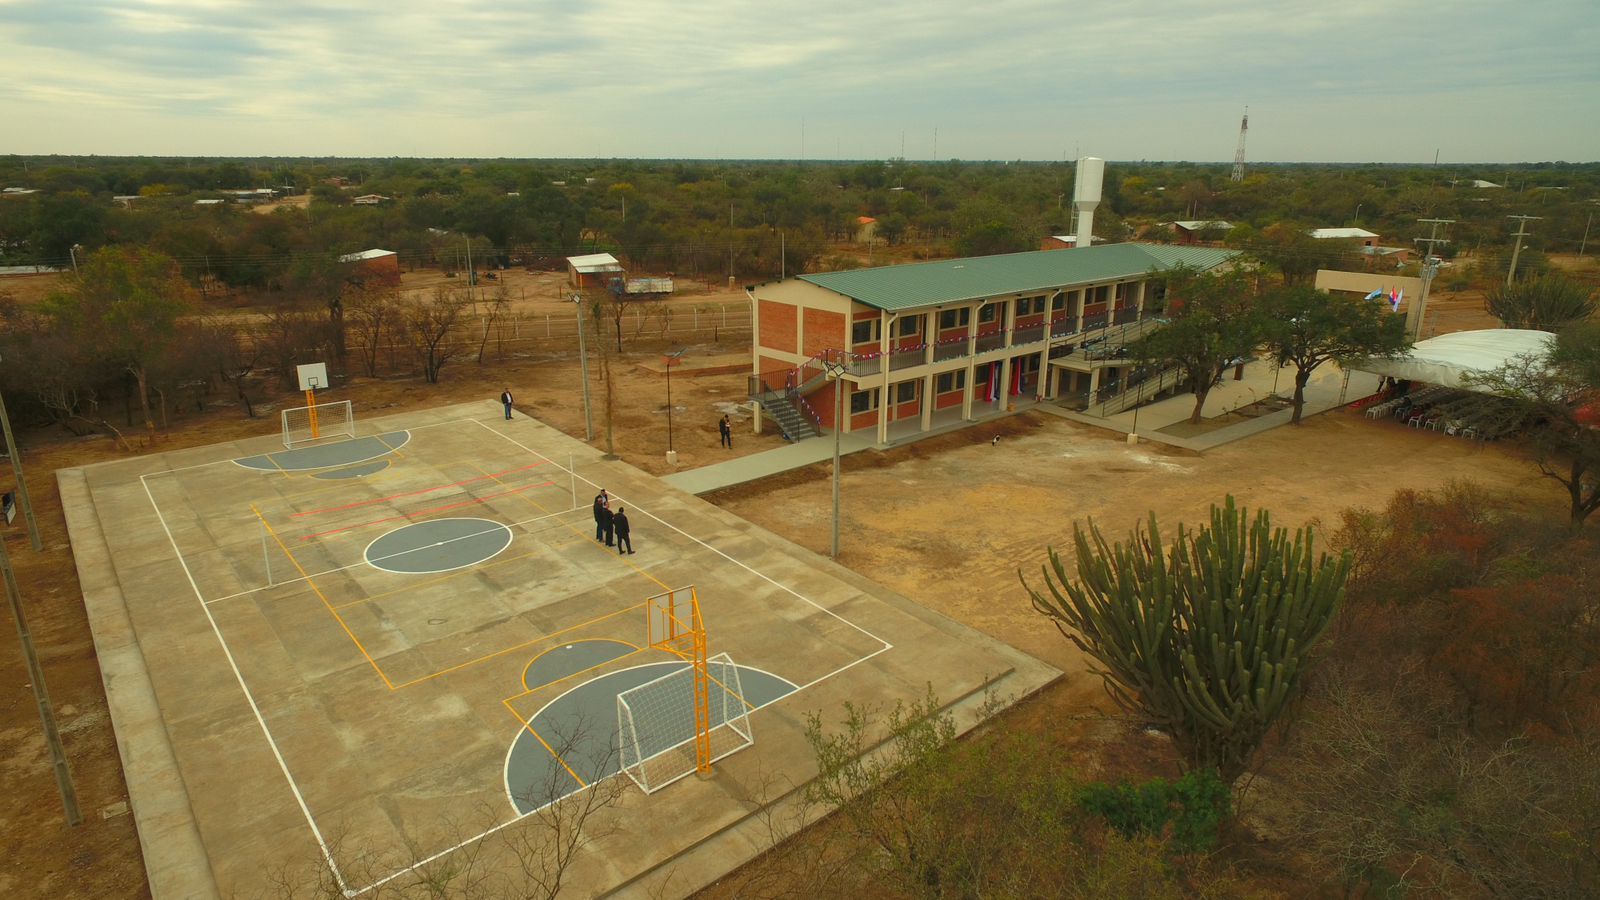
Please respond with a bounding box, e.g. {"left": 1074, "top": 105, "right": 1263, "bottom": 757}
{"left": 705, "top": 410, "right": 1566, "bottom": 705}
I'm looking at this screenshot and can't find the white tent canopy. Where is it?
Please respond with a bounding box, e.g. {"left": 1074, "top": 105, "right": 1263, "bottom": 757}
{"left": 1347, "top": 329, "right": 1555, "bottom": 388}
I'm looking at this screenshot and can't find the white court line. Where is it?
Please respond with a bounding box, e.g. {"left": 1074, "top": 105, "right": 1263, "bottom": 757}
{"left": 361, "top": 518, "right": 515, "bottom": 576}
{"left": 203, "top": 506, "right": 586, "bottom": 606}
{"left": 148, "top": 414, "right": 899, "bottom": 899}
{"left": 232, "top": 431, "right": 412, "bottom": 473}
{"left": 145, "top": 417, "right": 481, "bottom": 478}
{"left": 140, "top": 474, "right": 354, "bottom": 897}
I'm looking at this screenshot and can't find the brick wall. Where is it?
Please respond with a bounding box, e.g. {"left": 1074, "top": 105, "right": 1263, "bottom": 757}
{"left": 803, "top": 308, "right": 845, "bottom": 358}
{"left": 758, "top": 300, "right": 797, "bottom": 353}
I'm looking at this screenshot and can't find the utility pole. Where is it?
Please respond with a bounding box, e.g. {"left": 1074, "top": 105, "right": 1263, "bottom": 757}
{"left": 1505, "top": 214, "right": 1542, "bottom": 287}
{"left": 2, "top": 533, "right": 81, "bottom": 826}
{"left": 1409, "top": 218, "right": 1454, "bottom": 339}
{"left": 464, "top": 238, "right": 475, "bottom": 313}
{"left": 1581, "top": 212, "right": 1593, "bottom": 259}
{"left": 572, "top": 295, "right": 593, "bottom": 441}
{"left": 822, "top": 356, "right": 848, "bottom": 559}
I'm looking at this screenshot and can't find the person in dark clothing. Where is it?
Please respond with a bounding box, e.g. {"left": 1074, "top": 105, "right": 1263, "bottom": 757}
{"left": 500, "top": 388, "right": 514, "bottom": 420}
{"left": 718, "top": 415, "right": 732, "bottom": 449}
{"left": 599, "top": 489, "right": 614, "bottom": 546}
{"left": 592, "top": 493, "right": 607, "bottom": 543}
{"left": 614, "top": 507, "right": 633, "bottom": 554}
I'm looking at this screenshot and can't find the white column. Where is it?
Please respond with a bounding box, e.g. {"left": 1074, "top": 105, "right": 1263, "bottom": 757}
{"left": 921, "top": 373, "right": 935, "bottom": 430}
{"left": 878, "top": 312, "right": 893, "bottom": 445}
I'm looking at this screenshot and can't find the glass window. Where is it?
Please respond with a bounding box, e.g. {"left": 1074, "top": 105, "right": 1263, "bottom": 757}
{"left": 975, "top": 365, "right": 990, "bottom": 384}
{"left": 851, "top": 319, "right": 877, "bottom": 345}
{"left": 850, "top": 388, "right": 877, "bottom": 414}
{"left": 899, "top": 316, "right": 920, "bottom": 336}
{"left": 896, "top": 381, "right": 917, "bottom": 403}
{"left": 938, "top": 308, "right": 970, "bottom": 330}
{"left": 935, "top": 371, "right": 966, "bottom": 393}
{"left": 979, "top": 304, "right": 997, "bottom": 323}
{"left": 1051, "top": 293, "right": 1066, "bottom": 312}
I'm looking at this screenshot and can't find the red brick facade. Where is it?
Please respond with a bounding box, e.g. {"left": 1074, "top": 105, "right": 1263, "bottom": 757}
{"left": 759, "top": 300, "right": 797, "bottom": 353}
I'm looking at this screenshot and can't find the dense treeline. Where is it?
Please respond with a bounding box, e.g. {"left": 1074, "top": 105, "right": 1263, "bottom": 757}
{"left": 3, "top": 156, "right": 1598, "bottom": 289}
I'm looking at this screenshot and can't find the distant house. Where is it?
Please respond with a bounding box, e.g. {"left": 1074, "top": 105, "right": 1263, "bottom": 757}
{"left": 194, "top": 198, "right": 226, "bottom": 206}
{"left": 221, "top": 188, "right": 277, "bottom": 203}
{"left": 1471, "top": 179, "right": 1503, "bottom": 189}
{"left": 351, "top": 194, "right": 391, "bottom": 206}
{"left": 567, "top": 253, "right": 623, "bottom": 289}
{"left": 1310, "top": 227, "right": 1379, "bottom": 248}
{"left": 113, "top": 195, "right": 141, "bottom": 206}
{"left": 1040, "top": 234, "right": 1102, "bottom": 250}
{"left": 1, "top": 187, "right": 38, "bottom": 198}
{"left": 1167, "top": 220, "right": 1232, "bottom": 245}
{"left": 338, "top": 249, "right": 402, "bottom": 286}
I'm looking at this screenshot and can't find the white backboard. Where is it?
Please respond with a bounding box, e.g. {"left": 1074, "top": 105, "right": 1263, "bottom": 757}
{"left": 296, "top": 363, "right": 328, "bottom": 392}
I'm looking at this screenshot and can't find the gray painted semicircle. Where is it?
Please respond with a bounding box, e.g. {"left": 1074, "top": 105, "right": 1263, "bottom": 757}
{"left": 234, "top": 431, "right": 411, "bottom": 472}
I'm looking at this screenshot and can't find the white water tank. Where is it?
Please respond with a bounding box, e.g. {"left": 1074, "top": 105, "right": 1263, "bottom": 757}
{"left": 1073, "top": 157, "right": 1105, "bottom": 247}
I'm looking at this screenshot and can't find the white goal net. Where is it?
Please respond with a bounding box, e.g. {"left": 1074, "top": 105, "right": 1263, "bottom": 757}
{"left": 281, "top": 400, "right": 355, "bottom": 448}
{"left": 617, "top": 653, "right": 754, "bottom": 794}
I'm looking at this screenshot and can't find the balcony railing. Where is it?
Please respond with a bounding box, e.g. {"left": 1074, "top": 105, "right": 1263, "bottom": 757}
{"left": 1012, "top": 324, "right": 1046, "bottom": 346}
{"left": 975, "top": 330, "right": 1006, "bottom": 353}
{"left": 890, "top": 347, "right": 925, "bottom": 371}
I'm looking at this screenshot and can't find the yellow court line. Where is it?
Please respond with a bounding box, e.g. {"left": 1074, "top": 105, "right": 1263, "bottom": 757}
{"left": 253, "top": 503, "right": 395, "bottom": 689}
{"left": 331, "top": 546, "right": 544, "bottom": 611}
{"left": 373, "top": 432, "right": 407, "bottom": 462}
{"left": 520, "top": 642, "right": 645, "bottom": 693}
{"left": 502, "top": 698, "right": 587, "bottom": 789}
{"left": 387, "top": 602, "right": 647, "bottom": 690}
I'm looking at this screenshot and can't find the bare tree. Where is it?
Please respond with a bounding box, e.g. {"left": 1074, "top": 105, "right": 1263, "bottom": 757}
{"left": 344, "top": 282, "right": 398, "bottom": 378}
{"left": 398, "top": 287, "right": 468, "bottom": 384}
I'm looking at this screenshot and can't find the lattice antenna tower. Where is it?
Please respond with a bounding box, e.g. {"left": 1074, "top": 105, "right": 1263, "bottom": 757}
{"left": 1230, "top": 107, "right": 1248, "bottom": 183}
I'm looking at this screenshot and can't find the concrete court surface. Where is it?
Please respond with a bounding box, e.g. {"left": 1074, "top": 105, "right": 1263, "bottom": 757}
{"left": 59, "top": 399, "right": 1060, "bottom": 898}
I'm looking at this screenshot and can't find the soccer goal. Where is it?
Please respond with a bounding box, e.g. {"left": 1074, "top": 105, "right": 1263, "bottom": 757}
{"left": 617, "top": 652, "right": 754, "bottom": 794}
{"left": 281, "top": 400, "right": 355, "bottom": 448}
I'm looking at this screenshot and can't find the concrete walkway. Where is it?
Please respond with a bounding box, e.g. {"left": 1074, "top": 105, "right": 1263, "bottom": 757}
{"left": 664, "top": 360, "right": 1382, "bottom": 494}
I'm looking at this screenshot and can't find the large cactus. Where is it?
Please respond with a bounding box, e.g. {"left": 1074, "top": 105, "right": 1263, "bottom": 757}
{"left": 1023, "top": 496, "right": 1350, "bottom": 782}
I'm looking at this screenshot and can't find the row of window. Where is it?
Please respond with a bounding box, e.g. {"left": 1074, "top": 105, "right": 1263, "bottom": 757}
{"left": 845, "top": 357, "right": 1046, "bottom": 413}
{"left": 849, "top": 286, "right": 1130, "bottom": 345}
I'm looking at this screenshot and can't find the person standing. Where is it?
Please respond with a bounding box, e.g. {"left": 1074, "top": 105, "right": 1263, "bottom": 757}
{"left": 592, "top": 492, "right": 607, "bottom": 543}
{"left": 613, "top": 506, "right": 633, "bottom": 554}
{"left": 718, "top": 414, "right": 732, "bottom": 449}
{"left": 500, "top": 388, "right": 514, "bottom": 420}
{"left": 599, "top": 489, "right": 614, "bottom": 546}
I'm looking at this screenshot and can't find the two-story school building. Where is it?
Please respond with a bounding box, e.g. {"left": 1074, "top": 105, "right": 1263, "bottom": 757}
{"left": 746, "top": 242, "right": 1237, "bottom": 445}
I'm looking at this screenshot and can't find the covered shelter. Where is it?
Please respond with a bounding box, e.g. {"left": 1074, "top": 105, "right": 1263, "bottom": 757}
{"left": 1347, "top": 329, "right": 1554, "bottom": 389}
{"left": 567, "top": 252, "right": 623, "bottom": 288}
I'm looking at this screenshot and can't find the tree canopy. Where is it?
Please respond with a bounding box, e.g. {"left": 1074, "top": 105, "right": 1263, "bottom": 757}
{"left": 1259, "top": 285, "right": 1412, "bottom": 423}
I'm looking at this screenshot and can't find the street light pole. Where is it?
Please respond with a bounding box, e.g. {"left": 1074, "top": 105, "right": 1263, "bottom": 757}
{"left": 572, "top": 295, "right": 593, "bottom": 441}
{"left": 822, "top": 356, "right": 848, "bottom": 559}
{"left": 664, "top": 348, "right": 686, "bottom": 464}
{"left": 1353, "top": 204, "right": 1363, "bottom": 226}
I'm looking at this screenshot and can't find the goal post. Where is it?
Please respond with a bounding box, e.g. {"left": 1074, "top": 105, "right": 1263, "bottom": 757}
{"left": 617, "top": 652, "right": 753, "bottom": 794}
{"left": 282, "top": 400, "right": 354, "bottom": 448}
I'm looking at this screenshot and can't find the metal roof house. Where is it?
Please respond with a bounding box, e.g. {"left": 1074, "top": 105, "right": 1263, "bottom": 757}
{"left": 746, "top": 243, "right": 1237, "bottom": 445}
{"left": 566, "top": 252, "right": 624, "bottom": 288}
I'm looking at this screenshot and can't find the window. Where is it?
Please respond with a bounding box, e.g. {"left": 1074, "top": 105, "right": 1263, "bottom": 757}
{"left": 979, "top": 304, "right": 998, "bottom": 324}
{"left": 974, "top": 365, "right": 990, "bottom": 385}
{"left": 1050, "top": 293, "right": 1066, "bottom": 312}
{"left": 851, "top": 319, "right": 879, "bottom": 345}
{"left": 935, "top": 371, "right": 966, "bottom": 393}
{"left": 1093, "top": 285, "right": 1111, "bottom": 304}
{"left": 898, "top": 316, "right": 920, "bottom": 336}
{"left": 938, "top": 308, "right": 970, "bottom": 330}
{"left": 1019, "top": 296, "right": 1045, "bottom": 316}
{"left": 850, "top": 388, "right": 879, "bottom": 414}
{"left": 895, "top": 381, "right": 917, "bottom": 403}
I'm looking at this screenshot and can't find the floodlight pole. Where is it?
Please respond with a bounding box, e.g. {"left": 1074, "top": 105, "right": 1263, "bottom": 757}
{"left": 572, "top": 294, "right": 593, "bottom": 441}
{"left": 1505, "top": 215, "right": 1542, "bottom": 287}
{"left": 1, "top": 534, "right": 81, "bottom": 826}
{"left": 0, "top": 356, "right": 41, "bottom": 551}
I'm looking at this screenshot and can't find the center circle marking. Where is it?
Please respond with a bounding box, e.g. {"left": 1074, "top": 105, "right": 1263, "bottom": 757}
{"left": 364, "top": 517, "right": 514, "bottom": 574}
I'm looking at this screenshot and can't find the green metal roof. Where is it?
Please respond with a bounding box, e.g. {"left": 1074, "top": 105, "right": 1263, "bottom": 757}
{"left": 796, "top": 243, "right": 1238, "bottom": 311}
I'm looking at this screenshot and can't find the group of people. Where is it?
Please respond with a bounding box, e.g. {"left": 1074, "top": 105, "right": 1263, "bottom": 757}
{"left": 591, "top": 489, "right": 633, "bottom": 554}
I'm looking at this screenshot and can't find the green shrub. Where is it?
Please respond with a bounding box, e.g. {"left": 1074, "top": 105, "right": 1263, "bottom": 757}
{"left": 1078, "top": 770, "right": 1232, "bottom": 853}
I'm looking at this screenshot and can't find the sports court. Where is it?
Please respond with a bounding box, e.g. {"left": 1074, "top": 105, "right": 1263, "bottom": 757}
{"left": 61, "top": 399, "right": 1059, "bottom": 897}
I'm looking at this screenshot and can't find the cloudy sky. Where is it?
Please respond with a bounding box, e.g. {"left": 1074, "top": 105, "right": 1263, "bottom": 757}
{"left": 3, "top": 0, "right": 1596, "bottom": 162}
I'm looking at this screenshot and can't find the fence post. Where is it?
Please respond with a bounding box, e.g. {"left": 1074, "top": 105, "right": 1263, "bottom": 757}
{"left": 545, "top": 315, "right": 550, "bottom": 337}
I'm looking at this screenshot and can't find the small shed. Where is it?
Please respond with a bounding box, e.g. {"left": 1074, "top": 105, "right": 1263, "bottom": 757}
{"left": 1311, "top": 227, "right": 1379, "bottom": 248}
{"left": 1169, "top": 220, "right": 1232, "bottom": 244}
{"left": 338, "top": 248, "right": 401, "bottom": 287}
{"left": 567, "top": 253, "right": 623, "bottom": 288}
{"left": 1040, "top": 234, "right": 1101, "bottom": 250}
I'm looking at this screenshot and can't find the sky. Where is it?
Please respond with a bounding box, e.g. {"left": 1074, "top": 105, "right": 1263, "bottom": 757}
{"left": 2, "top": 0, "right": 1597, "bottom": 163}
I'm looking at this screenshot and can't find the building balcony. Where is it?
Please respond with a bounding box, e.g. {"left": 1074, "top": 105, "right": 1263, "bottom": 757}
{"left": 974, "top": 330, "right": 1006, "bottom": 353}
{"left": 890, "top": 347, "right": 925, "bottom": 371}
{"left": 933, "top": 340, "right": 969, "bottom": 362}
{"left": 1012, "top": 324, "right": 1046, "bottom": 346}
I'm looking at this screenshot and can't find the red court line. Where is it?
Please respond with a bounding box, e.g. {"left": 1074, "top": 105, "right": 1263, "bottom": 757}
{"left": 297, "top": 482, "right": 555, "bottom": 539}
{"left": 291, "top": 462, "right": 548, "bottom": 518}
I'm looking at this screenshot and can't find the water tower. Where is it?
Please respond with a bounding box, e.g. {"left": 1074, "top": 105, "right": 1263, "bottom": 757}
{"left": 1073, "top": 157, "right": 1104, "bottom": 247}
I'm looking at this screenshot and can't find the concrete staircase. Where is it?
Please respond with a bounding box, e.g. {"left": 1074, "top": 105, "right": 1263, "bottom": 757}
{"left": 760, "top": 392, "right": 821, "bottom": 441}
